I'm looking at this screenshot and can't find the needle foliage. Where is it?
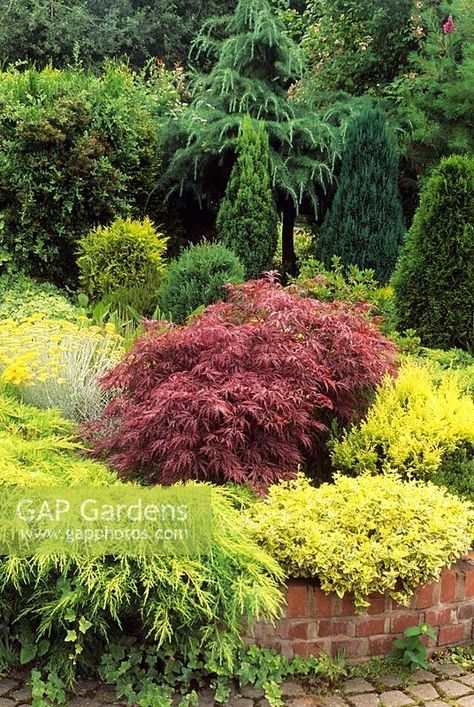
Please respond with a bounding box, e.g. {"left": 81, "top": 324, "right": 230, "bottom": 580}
{"left": 161, "top": 0, "right": 341, "bottom": 269}
{"left": 217, "top": 117, "right": 278, "bottom": 279}
{"left": 0, "top": 390, "right": 283, "bottom": 687}
{"left": 316, "top": 103, "right": 405, "bottom": 283}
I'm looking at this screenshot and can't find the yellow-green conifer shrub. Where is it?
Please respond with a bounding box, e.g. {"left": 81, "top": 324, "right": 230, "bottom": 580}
{"left": 0, "top": 390, "right": 283, "bottom": 686}
{"left": 330, "top": 362, "right": 474, "bottom": 478}
{"left": 77, "top": 217, "right": 168, "bottom": 302}
{"left": 0, "top": 388, "right": 118, "bottom": 487}
{"left": 247, "top": 474, "right": 473, "bottom": 610}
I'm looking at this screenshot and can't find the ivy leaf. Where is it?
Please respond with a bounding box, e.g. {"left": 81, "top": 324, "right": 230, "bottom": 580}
{"left": 64, "top": 608, "right": 76, "bottom": 623}
{"left": 65, "top": 629, "right": 77, "bottom": 642}
{"left": 20, "top": 644, "right": 37, "bottom": 664}
{"left": 79, "top": 617, "right": 92, "bottom": 634}
{"left": 37, "top": 639, "right": 50, "bottom": 657}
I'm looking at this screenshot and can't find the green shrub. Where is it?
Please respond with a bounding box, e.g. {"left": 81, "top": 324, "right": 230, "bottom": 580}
{"left": 387, "top": 329, "right": 422, "bottom": 356}
{"left": 217, "top": 117, "right": 278, "bottom": 279}
{"left": 295, "top": 256, "right": 393, "bottom": 318}
{"left": 77, "top": 217, "right": 168, "bottom": 302}
{"left": 247, "top": 473, "right": 473, "bottom": 609}
{"left": 0, "top": 273, "right": 78, "bottom": 321}
{"left": 0, "top": 64, "right": 160, "bottom": 286}
{"left": 418, "top": 347, "right": 474, "bottom": 370}
{"left": 300, "top": 0, "right": 416, "bottom": 96}
{"left": 433, "top": 449, "right": 474, "bottom": 505}
{"left": 316, "top": 103, "right": 405, "bottom": 283}
{"left": 158, "top": 242, "right": 245, "bottom": 323}
{"left": 330, "top": 362, "right": 474, "bottom": 479}
{"left": 0, "top": 391, "right": 283, "bottom": 689}
{"left": 392, "top": 154, "right": 474, "bottom": 350}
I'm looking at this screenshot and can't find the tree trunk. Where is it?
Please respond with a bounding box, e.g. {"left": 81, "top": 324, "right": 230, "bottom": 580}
{"left": 281, "top": 200, "right": 297, "bottom": 277}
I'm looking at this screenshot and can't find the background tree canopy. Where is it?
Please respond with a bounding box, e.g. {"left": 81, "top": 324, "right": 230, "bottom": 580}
{"left": 0, "top": 0, "right": 237, "bottom": 68}
{"left": 0, "top": 0, "right": 471, "bottom": 284}
{"left": 300, "top": 0, "right": 419, "bottom": 95}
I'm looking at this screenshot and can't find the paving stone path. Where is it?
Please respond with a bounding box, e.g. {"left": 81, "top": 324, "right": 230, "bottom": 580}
{"left": 317, "top": 663, "right": 474, "bottom": 707}
{"left": 2, "top": 662, "right": 474, "bottom": 706}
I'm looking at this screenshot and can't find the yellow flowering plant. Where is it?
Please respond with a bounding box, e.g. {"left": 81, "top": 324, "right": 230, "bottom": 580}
{"left": 0, "top": 315, "right": 123, "bottom": 422}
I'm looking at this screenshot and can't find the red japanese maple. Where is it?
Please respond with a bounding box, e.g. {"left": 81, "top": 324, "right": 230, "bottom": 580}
{"left": 91, "top": 276, "right": 397, "bottom": 490}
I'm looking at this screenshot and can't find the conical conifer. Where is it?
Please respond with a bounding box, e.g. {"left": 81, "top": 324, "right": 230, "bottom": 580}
{"left": 317, "top": 103, "right": 405, "bottom": 283}
{"left": 217, "top": 117, "right": 278, "bottom": 278}
{"left": 393, "top": 154, "right": 474, "bottom": 350}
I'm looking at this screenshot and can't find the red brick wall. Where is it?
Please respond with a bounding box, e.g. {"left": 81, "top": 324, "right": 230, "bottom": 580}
{"left": 250, "top": 555, "right": 474, "bottom": 659}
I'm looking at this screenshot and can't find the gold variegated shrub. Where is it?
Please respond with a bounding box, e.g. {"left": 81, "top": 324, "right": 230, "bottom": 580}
{"left": 247, "top": 473, "right": 473, "bottom": 610}
{"left": 77, "top": 217, "right": 169, "bottom": 302}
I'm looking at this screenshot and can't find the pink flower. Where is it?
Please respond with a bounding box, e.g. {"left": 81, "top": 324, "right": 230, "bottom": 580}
{"left": 443, "top": 15, "right": 455, "bottom": 33}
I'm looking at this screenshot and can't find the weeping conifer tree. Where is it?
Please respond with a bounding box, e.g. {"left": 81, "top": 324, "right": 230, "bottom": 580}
{"left": 217, "top": 117, "right": 278, "bottom": 278}
{"left": 316, "top": 103, "right": 405, "bottom": 283}
{"left": 161, "top": 0, "right": 341, "bottom": 273}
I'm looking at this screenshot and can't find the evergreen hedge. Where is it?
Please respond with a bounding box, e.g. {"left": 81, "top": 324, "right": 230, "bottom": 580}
{"left": 0, "top": 65, "right": 160, "bottom": 286}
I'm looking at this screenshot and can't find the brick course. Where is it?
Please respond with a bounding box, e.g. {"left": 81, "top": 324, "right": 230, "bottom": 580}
{"left": 250, "top": 557, "right": 474, "bottom": 659}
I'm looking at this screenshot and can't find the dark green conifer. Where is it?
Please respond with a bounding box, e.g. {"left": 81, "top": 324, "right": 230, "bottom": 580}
{"left": 395, "top": 0, "right": 474, "bottom": 174}
{"left": 217, "top": 117, "right": 278, "bottom": 279}
{"left": 392, "top": 154, "right": 474, "bottom": 350}
{"left": 317, "top": 103, "right": 405, "bottom": 283}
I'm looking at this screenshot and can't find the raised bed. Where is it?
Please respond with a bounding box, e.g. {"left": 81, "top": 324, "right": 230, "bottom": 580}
{"left": 250, "top": 554, "right": 474, "bottom": 659}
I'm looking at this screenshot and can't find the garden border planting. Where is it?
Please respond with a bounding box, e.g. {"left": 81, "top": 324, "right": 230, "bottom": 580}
{"left": 250, "top": 554, "right": 474, "bottom": 660}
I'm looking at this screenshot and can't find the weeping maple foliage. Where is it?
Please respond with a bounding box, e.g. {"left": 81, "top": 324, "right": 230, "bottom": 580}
{"left": 90, "top": 276, "right": 397, "bottom": 490}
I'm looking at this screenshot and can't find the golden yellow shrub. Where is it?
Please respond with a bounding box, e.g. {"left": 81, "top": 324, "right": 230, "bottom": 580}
{"left": 247, "top": 473, "right": 473, "bottom": 609}
{"left": 330, "top": 362, "right": 474, "bottom": 478}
